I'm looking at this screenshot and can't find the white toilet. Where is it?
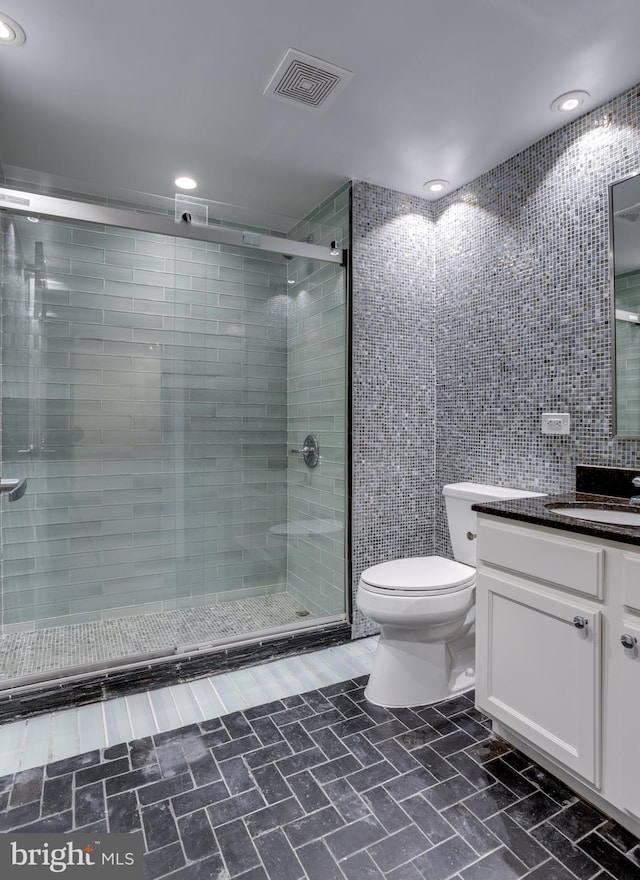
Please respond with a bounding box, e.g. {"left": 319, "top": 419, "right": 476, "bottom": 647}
{"left": 356, "top": 482, "right": 544, "bottom": 708}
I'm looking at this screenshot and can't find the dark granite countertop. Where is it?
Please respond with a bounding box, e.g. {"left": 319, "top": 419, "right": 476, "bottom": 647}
{"left": 472, "top": 493, "right": 640, "bottom": 547}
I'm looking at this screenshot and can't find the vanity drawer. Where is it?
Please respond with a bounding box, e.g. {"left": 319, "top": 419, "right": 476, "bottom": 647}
{"left": 477, "top": 518, "right": 604, "bottom": 599}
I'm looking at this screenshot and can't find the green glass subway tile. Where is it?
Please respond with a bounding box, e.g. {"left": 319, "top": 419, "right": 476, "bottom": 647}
{"left": 218, "top": 266, "right": 269, "bottom": 286}
{"left": 97, "top": 604, "right": 163, "bottom": 621}
{"left": 76, "top": 571, "right": 162, "bottom": 596}
{"left": 45, "top": 240, "right": 105, "bottom": 263}
{"left": 2, "top": 565, "right": 72, "bottom": 591}
{"left": 101, "top": 309, "right": 163, "bottom": 330}
{"left": 71, "top": 261, "right": 133, "bottom": 283}
{"left": 166, "top": 259, "right": 211, "bottom": 279}
{"left": 69, "top": 385, "right": 131, "bottom": 402}
{"left": 3, "top": 535, "right": 73, "bottom": 560}
{"left": 34, "top": 517, "right": 104, "bottom": 540}
{"left": 4, "top": 601, "right": 70, "bottom": 625}
{"left": 33, "top": 610, "right": 103, "bottom": 628}
{"left": 133, "top": 268, "right": 191, "bottom": 288}
{"left": 70, "top": 292, "right": 131, "bottom": 312}
{"left": 68, "top": 322, "right": 133, "bottom": 343}
{"left": 1, "top": 557, "right": 37, "bottom": 576}
{"left": 101, "top": 368, "right": 161, "bottom": 388}
{"left": 47, "top": 336, "right": 104, "bottom": 355}
{"left": 47, "top": 272, "right": 105, "bottom": 293}
{"left": 3, "top": 589, "right": 40, "bottom": 611}
{"left": 32, "top": 581, "right": 105, "bottom": 605}
{"left": 103, "top": 279, "right": 168, "bottom": 301}
{"left": 105, "top": 249, "right": 165, "bottom": 271}
{"left": 135, "top": 239, "right": 168, "bottom": 258}
{"left": 244, "top": 257, "right": 287, "bottom": 278}
{"left": 131, "top": 298, "right": 179, "bottom": 317}
{"left": 101, "top": 516, "right": 163, "bottom": 538}
{"left": 243, "top": 282, "right": 287, "bottom": 301}
{"left": 173, "top": 246, "right": 242, "bottom": 271}
{"left": 34, "top": 550, "right": 104, "bottom": 573}
{"left": 69, "top": 593, "right": 133, "bottom": 614}
{"left": 333, "top": 185, "right": 350, "bottom": 211}
{"left": 208, "top": 585, "right": 269, "bottom": 604}
{"left": 71, "top": 228, "right": 136, "bottom": 252}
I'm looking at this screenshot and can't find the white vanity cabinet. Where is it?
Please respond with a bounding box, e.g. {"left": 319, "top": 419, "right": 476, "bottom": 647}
{"left": 476, "top": 514, "right": 640, "bottom": 837}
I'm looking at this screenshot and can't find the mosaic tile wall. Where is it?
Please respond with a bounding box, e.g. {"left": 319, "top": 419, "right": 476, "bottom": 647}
{"left": 351, "top": 82, "right": 640, "bottom": 630}
{"left": 0, "top": 213, "right": 290, "bottom": 630}
{"left": 434, "top": 82, "right": 640, "bottom": 554}
{"left": 351, "top": 184, "right": 437, "bottom": 636}
{"left": 286, "top": 186, "right": 349, "bottom": 618}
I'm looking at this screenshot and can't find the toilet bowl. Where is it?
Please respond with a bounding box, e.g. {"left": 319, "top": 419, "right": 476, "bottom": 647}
{"left": 356, "top": 482, "right": 545, "bottom": 708}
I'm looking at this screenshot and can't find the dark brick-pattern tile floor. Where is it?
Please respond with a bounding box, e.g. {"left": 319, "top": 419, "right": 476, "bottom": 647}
{"left": 0, "top": 677, "right": 639, "bottom": 879}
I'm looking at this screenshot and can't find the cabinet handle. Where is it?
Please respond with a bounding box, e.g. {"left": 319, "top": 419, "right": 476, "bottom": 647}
{"left": 572, "top": 616, "right": 588, "bottom": 629}
{"left": 621, "top": 634, "right": 637, "bottom": 650}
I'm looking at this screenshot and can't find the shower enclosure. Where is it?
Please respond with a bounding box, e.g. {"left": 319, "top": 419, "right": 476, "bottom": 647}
{"left": 0, "top": 185, "right": 348, "bottom": 688}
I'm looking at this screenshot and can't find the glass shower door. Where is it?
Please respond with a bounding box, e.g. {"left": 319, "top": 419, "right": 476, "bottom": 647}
{"left": 0, "top": 184, "right": 348, "bottom": 689}
{"left": 0, "top": 210, "right": 183, "bottom": 684}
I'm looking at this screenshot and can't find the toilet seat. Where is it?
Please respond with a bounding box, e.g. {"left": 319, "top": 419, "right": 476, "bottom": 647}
{"left": 360, "top": 555, "right": 475, "bottom": 597}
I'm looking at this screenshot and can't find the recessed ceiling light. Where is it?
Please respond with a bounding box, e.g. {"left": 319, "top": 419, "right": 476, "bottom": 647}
{"left": 550, "top": 90, "right": 590, "bottom": 113}
{"left": 0, "top": 13, "right": 26, "bottom": 46}
{"left": 423, "top": 179, "right": 449, "bottom": 194}
{"left": 174, "top": 176, "right": 197, "bottom": 190}
{"left": 26, "top": 216, "right": 39, "bottom": 223}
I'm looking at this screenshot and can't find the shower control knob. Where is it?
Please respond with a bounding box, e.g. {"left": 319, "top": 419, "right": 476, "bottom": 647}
{"left": 621, "top": 634, "right": 637, "bottom": 649}
{"left": 290, "top": 434, "right": 320, "bottom": 468}
{"left": 466, "top": 531, "right": 476, "bottom": 541}
{"left": 572, "top": 616, "right": 588, "bottom": 630}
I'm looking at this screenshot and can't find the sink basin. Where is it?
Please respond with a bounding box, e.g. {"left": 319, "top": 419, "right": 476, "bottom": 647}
{"left": 546, "top": 503, "right": 640, "bottom": 526}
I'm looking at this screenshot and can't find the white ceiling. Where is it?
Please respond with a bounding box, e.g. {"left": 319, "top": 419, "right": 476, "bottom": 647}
{"left": 2, "top": 0, "right": 640, "bottom": 229}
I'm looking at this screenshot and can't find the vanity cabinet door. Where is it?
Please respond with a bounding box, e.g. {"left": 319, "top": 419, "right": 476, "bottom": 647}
{"left": 476, "top": 571, "right": 602, "bottom": 785}
{"left": 613, "top": 618, "right": 640, "bottom": 819}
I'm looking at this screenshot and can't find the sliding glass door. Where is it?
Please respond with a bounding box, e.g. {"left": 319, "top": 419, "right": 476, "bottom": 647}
{"left": 0, "top": 188, "right": 347, "bottom": 687}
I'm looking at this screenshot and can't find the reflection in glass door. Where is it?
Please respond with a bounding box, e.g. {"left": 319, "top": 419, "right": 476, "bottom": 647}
{"left": 0, "top": 210, "right": 182, "bottom": 683}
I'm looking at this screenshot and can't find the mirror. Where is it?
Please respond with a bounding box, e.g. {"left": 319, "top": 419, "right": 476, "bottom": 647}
{"left": 611, "top": 173, "right": 640, "bottom": 437}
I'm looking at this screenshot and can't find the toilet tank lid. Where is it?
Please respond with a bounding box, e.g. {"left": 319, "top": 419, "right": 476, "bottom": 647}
{"left": 443, "top": 482, "right": 547, "bottom": 501}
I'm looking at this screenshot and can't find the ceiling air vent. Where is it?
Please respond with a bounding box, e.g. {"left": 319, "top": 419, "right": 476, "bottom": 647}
{"left": 264, "top": 48, "right": 353, "bottom": 111}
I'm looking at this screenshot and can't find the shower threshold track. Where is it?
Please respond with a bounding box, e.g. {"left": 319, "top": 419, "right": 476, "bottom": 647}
{"left": 0, "top": 593, "right": 312, "bottom": 682}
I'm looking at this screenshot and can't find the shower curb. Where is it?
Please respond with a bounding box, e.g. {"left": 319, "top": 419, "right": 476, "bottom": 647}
{"left": 0, "top": 621, "right": 352, "bottom": 723}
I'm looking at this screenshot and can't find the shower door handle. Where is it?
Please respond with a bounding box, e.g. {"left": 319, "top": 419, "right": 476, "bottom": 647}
{"left": 0, "top": 477, "right": 27, "bottom": 502}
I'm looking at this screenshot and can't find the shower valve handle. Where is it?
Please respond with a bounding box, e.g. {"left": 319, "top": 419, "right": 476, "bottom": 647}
{"left": 0, "top": 477, "right": 27, "bottom": 502}
{"left": 290, "top": 435, "right": 320, "bottom": 468}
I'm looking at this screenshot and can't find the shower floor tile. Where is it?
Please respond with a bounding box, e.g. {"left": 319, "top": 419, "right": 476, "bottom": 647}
{"left": 0, "top": 682, "right": 637, "bottom": 880}
{"left": 0, "top": 593, "right": 312, "bottom": 681}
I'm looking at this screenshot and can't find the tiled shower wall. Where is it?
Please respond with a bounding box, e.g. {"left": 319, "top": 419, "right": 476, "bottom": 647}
{"left": 350, "top": 82, "right": 640, "bottom": 630}
{"left": 286, "top": 186, "right": 349, "bottom": 618}
{"left": 0, "top": 216, "right": 290, "bottom": 630}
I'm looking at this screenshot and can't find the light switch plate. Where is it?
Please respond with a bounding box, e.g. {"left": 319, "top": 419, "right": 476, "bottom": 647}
{"left": 541, "top": 412, "right": 571, "bottom": 435}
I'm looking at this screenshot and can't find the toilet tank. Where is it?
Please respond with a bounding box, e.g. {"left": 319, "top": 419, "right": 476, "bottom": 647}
{"left": 443, "top": 482, "right": 546, "bottom": 566}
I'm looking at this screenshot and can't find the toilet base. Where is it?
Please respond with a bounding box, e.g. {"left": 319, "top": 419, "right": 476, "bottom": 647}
{"left": 364, "top": 631, "right": 475, "bottom": 708}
